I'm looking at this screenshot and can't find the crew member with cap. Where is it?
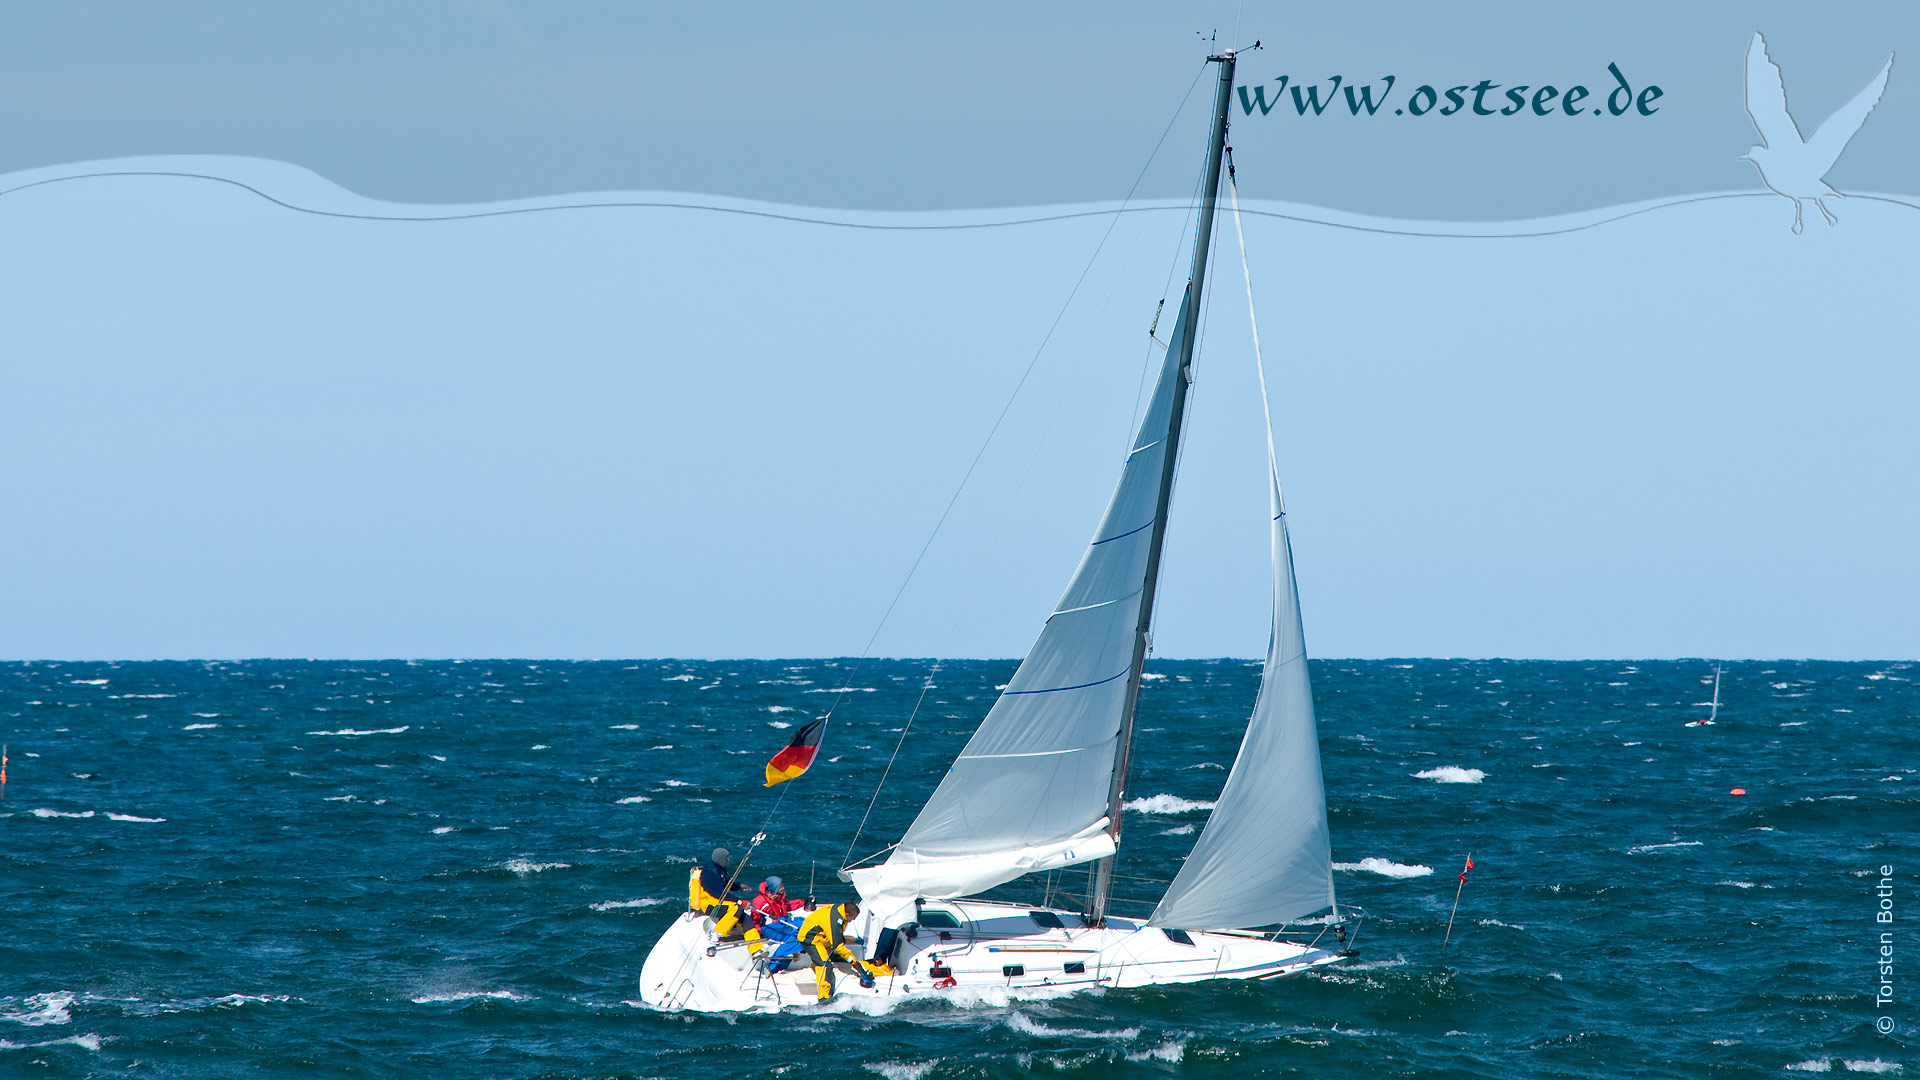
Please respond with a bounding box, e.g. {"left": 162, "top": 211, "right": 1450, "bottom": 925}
{"left": 688, "top": 846, "right": 750, "bottom": 914}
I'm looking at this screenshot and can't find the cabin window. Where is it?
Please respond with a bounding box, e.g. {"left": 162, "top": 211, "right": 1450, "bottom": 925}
{"left": 917, "top": 910, "right": 962, "bottom": 929}
{"left": 1028, "top": 910, "right": 1064, "bottom": 929}
{"left": 1063, "top": 961, "right": 1086, "bottom": 974}
{"left": 1002, "top": 964, "right": 1025, "bottom": 977}
{"left": 1161, "top": 928, "right": 1194, "bottom": 946}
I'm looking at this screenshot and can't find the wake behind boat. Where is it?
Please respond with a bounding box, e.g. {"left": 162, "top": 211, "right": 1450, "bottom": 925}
{"left": 639, "top": 43, "right": 1363, "bottom": 1014}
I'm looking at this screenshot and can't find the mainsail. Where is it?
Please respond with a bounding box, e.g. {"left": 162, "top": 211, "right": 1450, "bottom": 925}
{"left": 846, "top": 298, "right": 1194, "bottom": 916}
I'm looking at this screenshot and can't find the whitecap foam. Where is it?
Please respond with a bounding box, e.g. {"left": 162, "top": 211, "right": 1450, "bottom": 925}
{"left": 863, "top": 1062, "right": 936, "bottom": 1080}
{"left": 1121, "top": 794, "right": 1216, "bottom": 815}
{"left": 192, "top": 712, "right": 219, "bottom": 719}
{"left": 307, "top": 726, "right": 409, "bottom": 737}
{"left": 1332, "top": 858, "right": 1433, "bottom": 878}
{"left": 70, "top": 679, "right": 108, "bottom": 686}
{"left": 659, "top": 780, "right": 692, "bottom": 788}
{"left": 1159, "top": 825, "right": 1195, "bottom": 836}
{"left": 766, "top": 705, "right": 796, "bottom": 713}
{"left": 1, "top": 992, "right": 74, "bottom": 1026}
{"left": 1786, "top": 1062, "right": 1833, "bottom": 1073}
{"left": 432, "top": 826, "right": 456, "bottom": 834}
{"left": 1719, "top": 881, "right": 1756, "bottom": 889}
{"left": 498, "top": 859, "right": 568, "bottom": 875}
{"left": 29, "top": 809, "right": 93, "bottom": 819}
{"left": 1841, "top": 1060, "right": 1903, "bottom": 1074}
{"left": 1183, "top": 762, "right": 1225, "bottom": 770}
{"left": 105, "top": 813, "right": 164, "bottom": 823}
{"left": 590, "top": 898, "right": 669, "bottom": 911}
{"left": 616, "top": 796, "right": 651, "bottom": 804}
{"left": 1004, "top": 1010, "right": 1138, "bottom": 1040}
{"left": 182, "top": 723, "right": 219, "bottom": 730}
{"left": 1477, "top": 918, "right": 1525, "bottom": 929}
{"left": 1627, "top": 841, "right": 1703, "bottom": 854}
{"left": 805, "top": 687, "right": 878, "bottom": 693}
{"left": 144, "top": 993, "right": 290, "bottom": 1014}
{"left": 1414, "top": 766, "right": 1485, "bottom": 783}
{"left": 0, "top": 1033, "right": 100, "bottom": 1051}
{"left": 608, "top": 723, "right": 639, "bottom": 730}
{"left": 409, "top": 990, "right": 530, "bottom": 1004}
{"left": 663, "top": 674, "right": 697, "bottom": 681}
{"left": 769, "top": 721, "right": 791, "bottom": 729}
{"left": 649, "top": 745, "right": 674, "bottom": 750}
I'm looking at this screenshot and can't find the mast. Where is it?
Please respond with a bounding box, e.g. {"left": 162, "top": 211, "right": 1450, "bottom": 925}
{"left": 1090, "top": 47, "right": 1240, "bottom": 924}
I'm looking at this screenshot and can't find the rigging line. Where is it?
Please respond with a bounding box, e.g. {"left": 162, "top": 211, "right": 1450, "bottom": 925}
{"left": 1227, "top": 152, "right": 1282, "bottom": 495}
{"left": 839, "top": 659, "right": 941, "bottom": 871}
{"left": 815, "top": 63, "right": 1211, "bottom": 850}
{"left": 0, "top": 169, "right": 1815, "bottom": 240}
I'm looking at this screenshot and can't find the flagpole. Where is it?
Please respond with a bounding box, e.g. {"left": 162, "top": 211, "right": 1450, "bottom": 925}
{"left": 1442, "top": 851, "right": 1471, "bottom": 953}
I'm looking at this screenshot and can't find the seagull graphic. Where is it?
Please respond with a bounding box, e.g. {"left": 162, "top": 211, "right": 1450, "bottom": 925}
{"left": 1742, "top": 32, "right": 1894, "bottom": 234}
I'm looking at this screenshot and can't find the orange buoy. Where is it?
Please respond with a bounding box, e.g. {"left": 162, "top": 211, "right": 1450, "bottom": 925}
{"left": 1729, "top": 788, "right": 1747, "bottom": 796}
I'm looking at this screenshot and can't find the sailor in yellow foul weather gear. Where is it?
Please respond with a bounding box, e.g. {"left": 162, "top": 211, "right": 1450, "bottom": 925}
{"left": 798, "top": 901, "right": 880, "bottom": 1000}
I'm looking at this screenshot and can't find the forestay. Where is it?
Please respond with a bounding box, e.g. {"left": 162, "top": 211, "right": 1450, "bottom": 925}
{"left": 848, "top": 296, "right": 1194, "bottom": 920}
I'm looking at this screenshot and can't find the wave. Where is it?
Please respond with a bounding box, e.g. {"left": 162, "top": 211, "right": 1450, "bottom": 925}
{"left": 307, "top": 726, "right": 409, "bottom": 736}
{"left": 1, "top": 992, "right": 73, "bottom": 1026}
{"left": 1332, "top": 858, "right": 1433, "bottom": 878}
{"left": 29, "top": 809, "right": 93, "bottom": 819}
{"left": 136, "top": 993, "right": 291, "bottom": 1015}
{"left": 432, "top": 826, "right": 455, "bottom": 834}
{"left": 1004, "top": 1010, "right": 1139, "bottom": 1040}
{"left": 105, "top": 813, "right": 165, "bottom": 823}
{"left": 1126, "top": 1040, "right": 1186, "bottom": 1063}
{"left": 1414, "top": 766, "right": 1485, "bottom": 784}
{"left": 0, "top": 1033, "right": 100, "bottom": 1052}
{"left": 1159, "top": 825, "right": 1195, "bottom": 836}
{"left": 617, "top": 796, "right": 651, "bottom": 804}
{"left": 608, "top": 723, "right": 639, "bottom": 730}
{"left": 591, "top": 898, "right": 669, "bottom": 911}
{"left": 409, "top": 990, "right": 530, "bottom": 1004}
{"left": 805, "top": 687, "right": 877, "bottom": 693}
{"left": 498, "top": 859, "right": 569, "bottom": 875}
{"left": 1627, "top": 841, "right": 1703, "bottom": 854}
{"left": 182, "top": 722, "right": 219, "bottom": 730}
{"left": 1122, "top": 794, "right": 1216, "bottom": 815}
{"left": 864, "top": 1062, "right": 937, "bottom": 1080}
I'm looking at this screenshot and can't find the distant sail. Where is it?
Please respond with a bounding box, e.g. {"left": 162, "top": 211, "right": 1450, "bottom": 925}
{"left": 1149, "top": 403, "right": 1334, "bottom": 930}
{"left": 848, "top": 295, "right": 1193, "bottom": 913}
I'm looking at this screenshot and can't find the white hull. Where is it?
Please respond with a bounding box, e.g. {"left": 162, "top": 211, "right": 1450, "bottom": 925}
{"left": 638, "top": 898, "right": 1349, "bottom": 1014}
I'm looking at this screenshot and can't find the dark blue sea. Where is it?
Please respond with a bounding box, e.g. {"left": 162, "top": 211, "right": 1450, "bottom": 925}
{"left": 1, "top": 659, "right": 1912, "bottom": 1078}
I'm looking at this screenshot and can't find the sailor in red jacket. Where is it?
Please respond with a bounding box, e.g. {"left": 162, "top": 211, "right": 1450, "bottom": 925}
{"left": 750, "top": 875, "right": 806, "bottom": 928}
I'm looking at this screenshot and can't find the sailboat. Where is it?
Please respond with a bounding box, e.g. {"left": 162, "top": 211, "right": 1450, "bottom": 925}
{"left": 638, "top": 44, "right": 1360, "bottom": 1013}
{"left": 1687, "top": 665, "right": 1723, "bottom": 726}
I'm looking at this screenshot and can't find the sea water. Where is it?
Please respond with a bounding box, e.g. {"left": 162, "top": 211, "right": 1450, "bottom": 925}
{"left": 0, "top": 659, "right": 1912, "bottom": 1078}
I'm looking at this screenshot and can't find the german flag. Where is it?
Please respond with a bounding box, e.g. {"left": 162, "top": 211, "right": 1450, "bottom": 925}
{"left": 764, "top": 719, "right": 825, "bottom": 787}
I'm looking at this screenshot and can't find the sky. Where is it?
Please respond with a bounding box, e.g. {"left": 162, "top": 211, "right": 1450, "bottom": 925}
{"left": 1, "top": 4, "right": 1915, "bottom": 660}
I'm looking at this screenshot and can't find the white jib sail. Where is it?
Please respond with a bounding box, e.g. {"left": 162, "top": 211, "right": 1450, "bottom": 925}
{"left": 1148, "top": 188, "right": 1336, "bottom": 931}
{"left": 848, "top": 297, "right": 1194, "bottom": 922}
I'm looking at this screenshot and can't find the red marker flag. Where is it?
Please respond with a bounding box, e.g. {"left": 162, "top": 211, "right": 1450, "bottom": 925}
{"left": 764, "top": 719, "right": 825, "bottom": 787}
{"left": 1460, "top": 855, "right": 1474, "bottom": 883}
